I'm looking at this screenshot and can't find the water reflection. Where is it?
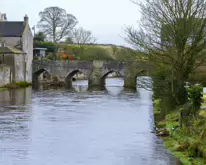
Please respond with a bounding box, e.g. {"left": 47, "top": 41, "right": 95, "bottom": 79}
{"left": 0, "top": 87, "right": 32, "bottom": 110}
{"left": 0, "top": 87, "right": 32, "bottom": 165}
{"left": 0, "top": 79, "right": 180, "bottom": 165}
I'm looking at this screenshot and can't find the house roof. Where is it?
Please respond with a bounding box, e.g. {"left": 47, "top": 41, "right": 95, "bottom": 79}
{"left": 0, "top": 21, "right": 25, "bottom": 37}
{"left": 0, "top": 44, "right": 25, "bottom": 54}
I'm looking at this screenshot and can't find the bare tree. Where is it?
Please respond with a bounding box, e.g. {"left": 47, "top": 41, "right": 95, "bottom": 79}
{"left": 126, "top": 0, "right": 206, "bottom": 90}
{"left": 37, "top": 6, "right": 78, "bottom": 43}
{"left": 111, "top": 45, "right": 118, "bottom": 56}
{"left": 72, "top": 27, "right": 97, "bottom": 53}
{"left": 72, "top": 27, "right": 96, "bottom": 44}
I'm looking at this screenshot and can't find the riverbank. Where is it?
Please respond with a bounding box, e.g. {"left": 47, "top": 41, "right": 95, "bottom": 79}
{"left": 154, "top": 99, "right": 206, "bottom": 165}
{"left": 0, "top": 82, "right": 32, "bottom": 90}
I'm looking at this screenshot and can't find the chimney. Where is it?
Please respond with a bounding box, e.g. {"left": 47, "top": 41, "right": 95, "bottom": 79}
{"left": 24, "top": 14, "right": 29, "bottom": 25}
{"left": 0, "top": 13, "right": 7, "bottom": 21}
{"left": 2, "top": 14, "right": 7, "bottom": 21}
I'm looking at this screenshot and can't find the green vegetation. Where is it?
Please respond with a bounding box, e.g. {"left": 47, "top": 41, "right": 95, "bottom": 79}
{"left": 33, "top": 40, "right": 147, "bottom": 61}
{"left": 0, "top": 87, "right": 8, "bottom": 91}
{"left": 4, "top": 82, "right": 32, "bottom": 89}
{"left": 153, "top": 85, "right": 206, "bottom": 165}
{"left": 34, "top": 41, "right": 58, "bottom": 53}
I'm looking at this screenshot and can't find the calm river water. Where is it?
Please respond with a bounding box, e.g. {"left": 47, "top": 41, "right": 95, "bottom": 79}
{"left": 0, "top": 78, "right": 180, "bottom": 165}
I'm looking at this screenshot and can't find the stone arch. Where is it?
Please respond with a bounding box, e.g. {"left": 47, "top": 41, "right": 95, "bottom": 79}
{"left": 124, "top": 69, "right": 149, "bottom": 89}
{"left": 100, "top": 70, "right": 123, "bottom": 86}
{"left": 32, "top": 68, "right": 53, "bottom": 88}
{"left": 136, "top": 70, "right": 149, "bottom": 77}
{"left": 33, "top": 68, "right": 51, "bottom": 82}
{"left": 65, "top": 69, "right": 88, "bottom": 87}
{"left": 135, "top": 70, "right": 152, "bottom": 89}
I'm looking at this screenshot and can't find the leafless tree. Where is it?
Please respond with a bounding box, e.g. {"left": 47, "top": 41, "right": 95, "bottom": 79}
{"left": 72, "top": 27, "right": 97, "bottom": 54}
{"left": 72, "top": 27, "right": 96, "bottom": 45}
{"left": 37, "top": 7, "right": 78, "bottom": 43}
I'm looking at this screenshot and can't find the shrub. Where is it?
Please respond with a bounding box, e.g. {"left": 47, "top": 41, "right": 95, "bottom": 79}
{"left": 188, "top": 85, "right": 203, "bottom": 110}
{"left": 34, "top": 41, "right": 58, "bottom": 53}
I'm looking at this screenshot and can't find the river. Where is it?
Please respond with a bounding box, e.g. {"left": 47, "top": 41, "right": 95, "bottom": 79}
{"left": 0, "top": 78, "right": 180, "bottom": 165}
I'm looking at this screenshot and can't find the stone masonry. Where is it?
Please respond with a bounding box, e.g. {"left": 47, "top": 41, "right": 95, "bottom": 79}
{"left": 33, "top": 60, "right": 152, "bottom": 89}
{"left": 0, "top": 64, "right": 11, "bottom": 87}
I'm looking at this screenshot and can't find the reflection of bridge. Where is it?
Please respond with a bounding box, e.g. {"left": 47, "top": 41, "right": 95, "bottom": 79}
{"left": 33, "top": 60, "right": 152, "bottom": 89}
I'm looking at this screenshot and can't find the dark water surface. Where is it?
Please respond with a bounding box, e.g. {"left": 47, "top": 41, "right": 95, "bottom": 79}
{"left": 0, "top": 78, "right": 180, "bottom": 165}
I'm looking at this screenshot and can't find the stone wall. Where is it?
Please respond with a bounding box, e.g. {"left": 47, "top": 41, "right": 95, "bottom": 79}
{"left": 2, "top": 54, "right": 26, "bottom": 83}
{"left": 14, "top": 54, "right": 26, "bottom": 82}
{"left": 33, "top": 60, "right": 153, "bottom": 88}
{"left": 0, "top": 64, "right": 11, "bottom": 87}
{"left": 1, "top": 37, "right": 21, "bottom": 49}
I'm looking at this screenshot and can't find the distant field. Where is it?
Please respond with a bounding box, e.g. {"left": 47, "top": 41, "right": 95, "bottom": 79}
{"left": 60, "top": 43, "right": 148, "bottom": 61}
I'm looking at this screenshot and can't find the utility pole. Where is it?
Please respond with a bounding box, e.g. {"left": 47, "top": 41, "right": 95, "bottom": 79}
{"left": 32, "top": 26, "right": 36, "bottom": 37}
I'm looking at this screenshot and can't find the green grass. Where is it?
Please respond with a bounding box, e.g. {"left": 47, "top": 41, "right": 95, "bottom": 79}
{"left": 5, "top": 82, "right": 32, "bottom": 89}
{"left": 164, "top": 136, "right": 206, "bottom": 165}
{"left": 59, "top": 43, "right": 148, "bottom": 61}
{"left": 15, "top": 82, "right": 32, "bottom": 88}
{"left": 153, "top": 98, "right": 206, "bottom": 165}
{"left": 153, "top": 99, "right": 161, "bottom": 115}
{"left": 0, "top": 87, "right": 8, "bottom": 91}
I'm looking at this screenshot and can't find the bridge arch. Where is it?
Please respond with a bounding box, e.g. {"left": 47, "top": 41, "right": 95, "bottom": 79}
{"left": 136, "top": 70, "right": 149, "bottom": 76}
{"left": 100, "top": 70, "right": 123, "bottom": 86}
{"left": 65, "top": 69, "right": 88, "bottom": 87}
{"left": 124, "top": 69, "right": 150, "bottom": 89}
{"left": 33, "top": 68, "right": 51, "bottom": 81}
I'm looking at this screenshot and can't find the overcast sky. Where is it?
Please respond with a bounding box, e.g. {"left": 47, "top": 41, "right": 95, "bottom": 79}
{"left": 0, "top": 0, "right": 141, "bottom": 46}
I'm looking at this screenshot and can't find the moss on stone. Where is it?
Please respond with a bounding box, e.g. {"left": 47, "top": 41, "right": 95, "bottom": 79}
{"left": 5, "top": 82, "right": 32, "bottom": 89}
{"left": 15, "top": 82, "right": 32, "bottom": 88}
{"left": 0, "top": 88, "right": 8, "bottom": 91}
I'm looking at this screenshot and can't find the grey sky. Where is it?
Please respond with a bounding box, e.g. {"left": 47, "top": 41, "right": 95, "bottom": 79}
{"left": 0, "top": 0, "right": 141, "bottom": 46}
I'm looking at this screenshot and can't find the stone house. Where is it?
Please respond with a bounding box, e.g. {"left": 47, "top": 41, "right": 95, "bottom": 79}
{"left": 0, "top": 42, "right": 26, "bottom": 83}
{"left": 0, "top": 15, "right": 33, "bottom": 83}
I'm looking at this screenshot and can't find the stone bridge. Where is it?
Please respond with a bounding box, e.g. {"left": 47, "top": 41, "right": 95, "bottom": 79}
{"left": 32, "top": 60, "right": 152, "bottom": 89}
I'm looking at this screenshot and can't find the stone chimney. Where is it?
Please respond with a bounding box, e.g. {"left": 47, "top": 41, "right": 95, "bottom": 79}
{"left": 24, "top": 14, "right": 29, "bottom": 25}
{"left": 0, "top": 13, "right": 7, "bottom": 21}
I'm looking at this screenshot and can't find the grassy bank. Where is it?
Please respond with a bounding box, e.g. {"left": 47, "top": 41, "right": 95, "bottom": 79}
{"left": 3, "top": 82, "right": 32, "bottom": 89}
{"left": 154, "top": 99, "right": 206, "bottom": 165}
{"left": 0, "top": 87, "right": 8, "bottom": 91}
